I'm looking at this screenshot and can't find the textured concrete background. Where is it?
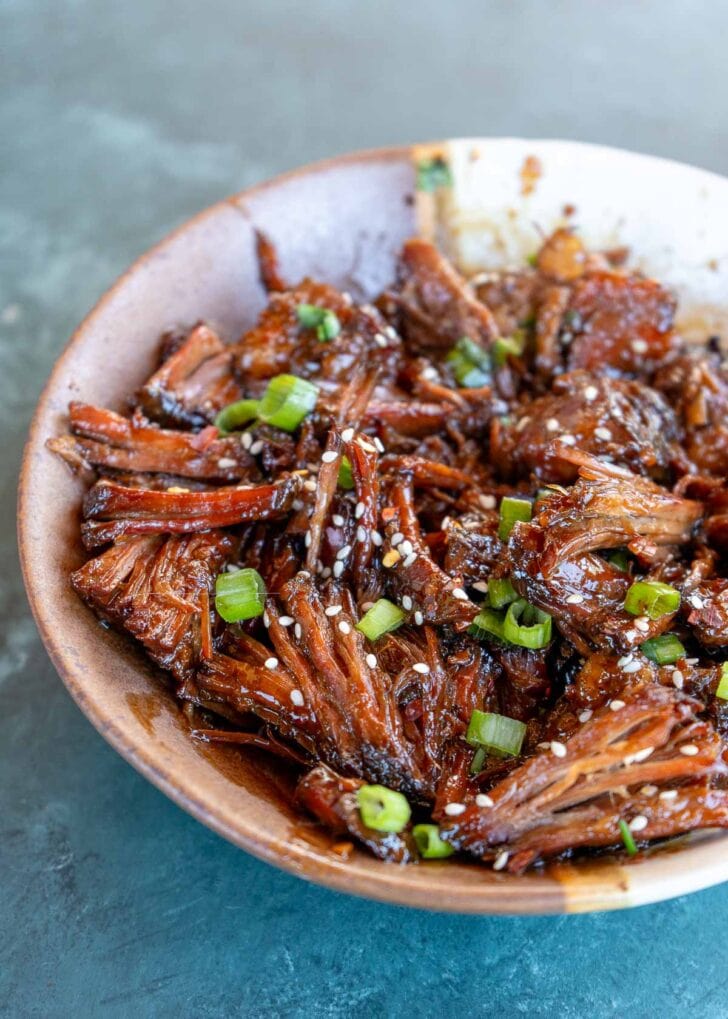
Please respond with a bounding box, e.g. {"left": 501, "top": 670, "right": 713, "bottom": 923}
{"left": 4, "top": 1, "right": 728, "bottom": 1015}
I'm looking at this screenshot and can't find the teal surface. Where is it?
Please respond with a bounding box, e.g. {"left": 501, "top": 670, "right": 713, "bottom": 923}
{"left": 3, "top": 2, "right": 728, "bottom": 1014}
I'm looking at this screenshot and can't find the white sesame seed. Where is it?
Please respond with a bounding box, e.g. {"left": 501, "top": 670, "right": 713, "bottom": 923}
{"left": 373, "top": 437, "right": 385, "bottom": 453}
{"left": 303, "top": 479, "right": 317, "bottom": 492}
{"left": 332, "top": 514, "right": 345, "bottom": 527}
{"left": 594, "top": 427, "right": 612, "bottom": 441}
{"left": 355, "top": 501, "right": 365, "bottom": 519}
{"left": 279, "top": 615, "right": 294, "bottom": 627}
{"left": 516, "top": 416, "right": 530, "bottom": 432}
{"left": 403, "top": 553, "right": 417, "bottom": 568}
{"left": 225, "top": 564, "right": 241, "bottom": 573}
{"left": 241, "top": 431, "right": 253, "bottom": 450}
{"left": 217, "top": 457, "right": 237, "bottom": 468}
{"left": 632, "top": 746, "right": 654, "bottom": 762}
{"left": 358, "top": 438, "right": 378, "bottom": 454}
{"left": 680, "top": 744, "right": 699, "bottom": 756}
{"left": 631, "top": 338, "right": 648, "bottom": 354}
{"left": 413, "top": 662, "right": 430, "bottom": 675}
{"left": 623, "top": 661, "right": 642, "bottom": 674}
{"left": 361, "top": 601, "right": 374, "bottom": 612}
{"left": 304, "top": 530, "right": 312, "bottom": 548}
{"left": 290, "top": 689, "right": 304, "bottom": 706}
{"left": 402, "top": 595, "right": 413, "bottom": 611}
{"left": 559, "top": 434, "right": 576, "bottom": 446}
{"left": 333, "top": 561, "right": 344, "bottom": 578}
{"left": 292, "top": 499, "right": 304, "bottom": 511}
{"left": 475, "top": 794, "right": 494, "bottom": 808}
{"left": 444, "top": 802, "right": 466, "bottom": 816}
{"left": 671, "top": 669, "right": 684, "bottom": 689}
{"left": 537, "top": 742, "right": 551, "bottom": 750}
{"left": 420, "top": 365, "right": 438, "bottom": 381}
{"left": 689, "top": 595, "right": 704, "bottom": 610}
{"left": 659, "top": 789, "right": 678, "bottom": 801}
{"left": 414, "top": 610, "right": 424, "bottom": 626}
{"left": 374, "top": 332, "right": 388, "bottom": 348}
{"left": 629, "top": 815, "right": 648, "bottom": 833}
{"left": 366, "top": 653, "right": 377, "bottom": 669}
{"left": 452, "top": 587, "right": 468, "bottom": 601}
{"left": 685, "top": 657, "right": 699, "bottom": 665}
{"left": 640, "top": 785, "right": 658, "bottom": 796}
{"left": 320, "top": 567, "right": 332, "bottom": 579}
{"left": 338, "top": 620, "right": 351, "bottom": 635}
{"left": 478, "top": 494, "right": 496, "bottom": 510}
{"left": 634, "top": 616, "right": 650, "bottom": 633}
{"left": 550, "top": 741, "right": 567, "bottom": 758}
{"left": 472, "top": 581, "right": 489, "bottom": 593}
{"left": 391, "top": 532, "right": 404, "bottom": 547}
{"left": 610, "top": 700, "right": 626, "bottom": 711}
{"left": 398, "top": 539, "right": 413, "bottom": 556}
{"left": 578, "top": 709, "right": 593, "bottom": 723}
{"left": 584, "top": 385, "right": 598, "bottom": 402}
{"left": 250, "top": 440, "right": 264, "bottom": 455}
{"left": 371, "top": 531, "right": 383, "bottom": 547}
{"left": 493, "top": 851, "right": 509, "bottom": 871}
{"left": 294, "top": 623, "right": 302, "bottom": 639}
{"left": 264, "top": 657, "right": 279, "bottom": 670}
{"left": 384, "top": 325, "right": 397, "bottom": 340}
{"left": 336, "top": 545, "right": 351, "bottom": 561}
{"left": 341, "top": 427, "right": 354, "bottom": 442}
{"left": 325, "top": 605, "right": 342, "bottom": 617}
{"left": 356, "top": 525, "right": 368, "bottom": 542}
{"left": 263, "top": 611, "right": 270, "bottom": 628}
{"left": 322, "top": 450, "right": 338, "bottom": 464}
{"left": 624, "top": 629, "right": 638, "bottom": 642}
{"left": 546, "top": 418, "right": 559, "bottom": 432}
{"left": 566, "top": 593, "right": 584, "bottom": 604}
{"left": 617, "top": 654, "right": 633, "bottom": 667}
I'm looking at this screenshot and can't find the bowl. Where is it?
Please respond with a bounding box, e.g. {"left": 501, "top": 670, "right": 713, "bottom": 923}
{"left": 18, "top": 139, "right": 728, "bottom": 913}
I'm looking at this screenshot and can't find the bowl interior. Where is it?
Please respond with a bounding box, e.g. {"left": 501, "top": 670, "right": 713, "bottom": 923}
{"left": 19, "top": 139, "right": 728, "bottom": 913}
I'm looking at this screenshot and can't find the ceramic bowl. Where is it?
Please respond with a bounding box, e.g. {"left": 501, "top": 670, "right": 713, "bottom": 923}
{"left": 18, "top": 139, "right": 728, "bottom": 913}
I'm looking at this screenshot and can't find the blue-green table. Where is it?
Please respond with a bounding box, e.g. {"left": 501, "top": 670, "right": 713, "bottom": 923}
{"left": 3, "top": 2, "right": 728, "bottom": 1014}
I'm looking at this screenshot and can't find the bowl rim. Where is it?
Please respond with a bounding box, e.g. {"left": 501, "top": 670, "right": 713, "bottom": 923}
{"left": 18, "top": 138, "right": 728, "bottom": 914}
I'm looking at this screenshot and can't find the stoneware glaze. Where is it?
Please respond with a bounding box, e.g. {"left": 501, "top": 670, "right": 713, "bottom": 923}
{"left": 18, "top": 139, "right": 728, "bottom": 913}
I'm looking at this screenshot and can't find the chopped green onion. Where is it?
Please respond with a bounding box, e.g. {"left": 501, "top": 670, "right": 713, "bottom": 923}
{"left": 624, "top": 580, "right": 681, "bottom": 620}
{"left": 214, "top": 567, "right": 266, "bottom": 622}
{"left": 470, "top": 746, "right": 487, "bottom": 775}
{"left": 413, "top": 824, "right": 455, "bottom": 859}
{"left": 466, "top": 709, "right": 527, "bottom": 758}
{"left": 356, "top": 784, "right": 411, "bottom": 832}
{"left": 641, "top": 633, "right": 685, "bottom": 665}
{"left": 618, "top": 819, "right": 638, "bottom": 856}
{"left": 416, "top": 156, "right": 452, "bottom": 192}
{"left": 356, "top": 598, "right": 406, "bottom": 641}
{"left": 337, "top": 455, "right": 354, "bottom": 490}
{"left": 492, "top": 330, "right": 526, "bottom": 368}
{"left": 258, "top": 374, "right": 318, "bottom": 432}
{"left": 296, "top": 304, "right": 341, "bottom": 341}
{"left": 445, "top": 337, "right": 492, "bottom": 388}
{"left": 468, "top": 607, "right": 507, "bottom": 642}
{"left": 214, "top": 398, "right": 260, "bottom": 434}
{"left": 503, "top": 599, "right": 552, "bottom": 649}
{"left": 488, "top": 577, "right": 518, "bottom": 609}
{"left": 607, "top": 548, "right": 631, "bottom": 572}
{"left": 715, "top": 663, "right": 728, "bottom": 701}
{"left": 526, "top": 252, "right": 538, "bottom": 268}
{"left": 498, "top": 496, "right": 532, "bottom": 541}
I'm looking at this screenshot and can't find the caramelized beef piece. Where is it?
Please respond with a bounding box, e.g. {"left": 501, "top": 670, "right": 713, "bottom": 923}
{"left": 534, "top": 285, "right": 570, "bottom": 380}
{"left": 440, "top": 685, "right": 728, "bottom": 872}
{"left": 536, "top": 228, "right": 587, "bottom": 283}
{"left": 683, "top": 579, "right": 728, "bottom": 648}
{"left": 255, "top": 229, "right": 287, "bottom": 293}
{"left": 493, "top": 372, "right": 684, "bottom": 483}
{"left": 473, "top": 268, "right": 542, "bottom": 337}
{"left": 442, "top": 514, "right": 503, "bottom": 585}
{"left": 72, "top": 531, "right": 234, "bottom": 684}
{"left": 654, "top": 351, "right": 728, "bottom": 476}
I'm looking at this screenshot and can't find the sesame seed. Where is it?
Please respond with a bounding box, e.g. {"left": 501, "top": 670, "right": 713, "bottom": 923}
{"left": 403, "top": 553, "right": 417, "bottom": 568}
{"left": 325, "top": 605, "right": 342, "bottom": 617}
{"left": 566, "top": 593, "right": 584, "bottom": 605}
{"left": 475, "top": 794, "right": 494, "bottom": 808}
{"left": 546, "top": 418, "right": 559, "bottom": 432}
{"left": 290, "top": 689, "right": 304, "bottom": 706}
{"left": 550, "top": 741, "right": 567, "bottom": 758}
{"left": 671, "top": 669, "right": 684, "bottom": 689}
{"left": 304, "top": 530, "right": 312, "bottom": 547}
{"left": 167, "top": 486, "right": 190, "bottom": 494}
{"left": 333, "top": 561, "right": 345, "bottom": 578}
{"left": 361, "top": 601, "right": 374, "bottom": 612}
{"left": 472, "top": 581, "right": 489, "bottom": 593}
{"left": 373, "top": 437, "right": 385, "bottom": 453}
{"left": 374, "top": 332, "right": 388, "bottom": 348}
{"left": 358, "top": 438, "right": 378, "bottom": 454}
{"left": 493, "top": 851, "right": 509, "bottom": 871}
{"left": 250, "top": 440, "right": 264, "bottom": 455}
{"left": 217, "top": 457, "right": 237, "bottom": 468}
{"left": 578, "top": 709, "right": 593, "bottom": 723}
{"left": 402, "top": 595, "right": 413, "bottom": 611}
{"left": 444, "top": 802, "right": 466, "bottom": 816}
{"left": 560, "top": 434, "right": 576, "bottom": 446}
{"left": 634, "top": 617, "right": 650, "bottom": 633}
{"left": 371, "top": 531, "right": 383, "bottom": 546}
{"left": 322, "top": 450, "right": 338, "bottom": 464}
{"left": 413, "top": 662, "right": 430, "bottom": 675}
{"left": 338, "top": 620, "right": 351, "bottom": 635}
{"left": 241, "top": 432, "right": 253, "bottom": 450}
{"left": 356, "top": 525, "right": 368, "bottom": 542}
{"left": 332, "top": 514, "right": 345, "bottom": 527}
{"left": 659, "top": 789, "right": 678, "bottom": 801}
{"left": 414, "top": 610, "right": 424, "bottom": 626}
{"left": 420, "top": 365, "right": 438, "bottom": 381}
{"left": 623, "top": 661, "right": 642, "bottom": 674}
{"left": 383, "top": 549, "right": 401, "bottom": 568}
{"left": 633, "top": 747, "right": 654, "bottom": 762}
{"left": 355, "top": 501, "right": 365, "bottom": 518}
{"left": 336, "top": 545, "right": 351, "bottom": 561}
{"left": 629, "top": 815, "right": 648, "bottom": 833}
{"left": 366, "top": 653, "right": 377, "bottom": 669}
{"left": 618, "top": 654, "right": 633, "bottom": 667}
{"left": 478, "top": 494, "right": 496, "bottom": 510}
{"left": 320, "top": 567, "right": 332, "bottom": 579}
{"left": 279, "top": 616, "right": 294, "bottom": 627}
{"left": 594, "top": 427, "right": 612, "bottom": 441}
{"left": 632, "top": 338, "right": 648, "bottom": 354}
{"left": 398, "top": 539, "right": 413, "bottom": 556}
{"left": 516, "top": 416, "right": 530, "bottom": 432}
{"left": 384, "top": 325, "right": 397, "bottom": 340}
{"left": 640, "top": 785, "right": 658, "bottom": 796}
{"left": 685, "top": 657, "right": 699, "bottom": 665}
{"left": 303, "top": 479, "right": 317, "bottom": 492}
{"left": 341, "top": 427, "right": 354, "bottom": 442}
{"left": 391, "top": 532, "right": 404, "bottom": 546}
{"left": 263, "top": 611, "right": 270, "bottom": 628}
{"left": 294, "top": 623, "right": 302, "bottom": 639}
{"left": 680, "top": 744, "right": 699, "bottom": 756}
{"left": 292, "top": 499, "right": 304, "bottom": 511}
{"left": 225, "top": 564, "right": 241, "bottom": 573}
{"left": 452, "top": 587, "right": 468, "bottom": 601}
{"left": 689, "top": 595, "right": 704, "bottom": 609}
{"left": 264, "top": 657, "right": 279, "bottom": 670}
{"left": 584, "top": 385, "right": 598, "bottom": 401}
{"left": 610, "top": 700, "right": 626, "bottom": 711}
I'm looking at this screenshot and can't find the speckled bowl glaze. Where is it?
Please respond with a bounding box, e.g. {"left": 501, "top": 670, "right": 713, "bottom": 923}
{"left": 18, "top": 140, "right": 728, "bottom": 913}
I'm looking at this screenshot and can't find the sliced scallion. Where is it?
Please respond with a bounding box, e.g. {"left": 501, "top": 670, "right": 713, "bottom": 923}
{"left": 413, "top": 824, "right": 455, "bottom": 859}
{"left": 258, "top": 374, "right": 318, "bottom": 432}
{"left": 337, "top": 455, "right": 354, "bottom": 490}
{"left": 488, "top": 577, "right": 518, "bottom": 609}
{"left": 715, "top": 663, "right": 728, "bottom": 701}
{"left": 607, "top": 548, "right": 631, "bottom": 572}
{"left": 466, "top": 709, "right": 526, "bottom": 758}
{"left": 640, "top": 633, "right": 685, "bottom": 665}
{"left": 416, "top": 156, "right": 452, "bottom": 192}
{"left": 503, "top": 599, "right": 552, "bottom": 649}
{"left": 356, "top": 784, "right": 411, "bottom": 832}
{"left": 355, "top": 598, "right": 406, "bottom": 641}
{"left": 297, "top": 303, "right": 341, "bottom": 341}
{"left": 498, "top": 496, "right": 532, "bottom": 541}
{"left": 492, "top": 330, "right": 526, "bottom": 368}
{"left": 214, "top": 398, "right": 260, "bottom": 434}
{"left": 618, "top": 819, "right": 638, "bottom": 856}
{"left": 624, "top": 580, "right": 681, "bottom": 620}
{"left": 214, "top": 567, "right": 266, "bottom": 622}
{"left": 445, "top": 337, "right": 492, "bottom": 388}
{"left": 470, "top": 746, "right": 487, "bottom": 775}
{"left": 468, "top": 607, "right": 507, "bottom": 642}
